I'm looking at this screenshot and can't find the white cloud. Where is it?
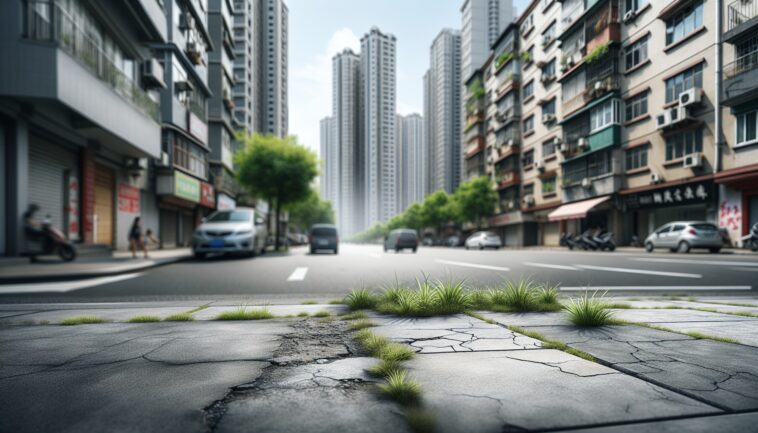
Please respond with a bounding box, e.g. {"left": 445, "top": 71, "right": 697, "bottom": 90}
{"left": 397, "top": 101, "right": 421, "bottom": 116}
{"left": 290, "top": 28, "right": 360, "bottom": 157}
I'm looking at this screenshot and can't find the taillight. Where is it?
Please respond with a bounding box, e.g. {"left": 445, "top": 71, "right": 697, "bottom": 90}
{"left": 688, "top": 228, "right": 696, "bottom": 235}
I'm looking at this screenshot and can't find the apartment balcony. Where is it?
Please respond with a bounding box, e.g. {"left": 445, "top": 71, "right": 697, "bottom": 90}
{"left": 8, "top": 1, "right": 161, "bottom": 158}
{"left": 723, "top": 50, "right": 758, "bottom": 106}
{"left": 495, "top": 170, "right": 521, "bottom": 191}
{"left": 211, "top": 165, "right": 240, "bottom": 196}
{"left": 495, "top": 143, "right": 520, "bottom": 163}
{"left": 726, "top": 0, "right": 758, "bottom": 44}
{"left": 494, "top": 106, "right": 521, "bottom": 129}
{"left": 583, "top": 75, "right": 620, "bottom": 103}
{"left": 562, "top": 174, "right": 622, "bottom": 203}
{"left": 465, "top": 137, "right": 486, "bottom": 159}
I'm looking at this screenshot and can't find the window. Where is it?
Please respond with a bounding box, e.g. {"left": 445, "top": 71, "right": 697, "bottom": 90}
{"left": 625, "top": 146, "right": 649, "bottom": 170}
{"left": 523, "top": 80, "right": 534, "bottom": 100}
{"left": 521, "top": 13, "right": 534, "bottom": 35}
{"left": 590, "top": 99, "right": 621, "bottom": 132}
{"left": 523, "top": 150, "right": 534, "bottom": 166}
{"left": 542, "top": 98, "right": 556, "bottom": 116}
{"left": 625, "top": 36, "right": 648, "bottom": 70}
{"left": 523, "top": 183, "right": 535, "bottom": 196}
{"left": 542, "top": 176, "right": 556, "bottom": 194}
{"left": 625, "top": 0, "right": 648, "bottom": 13}
{"left": 543, "top": 22, "right": 556, "bottom": 43}
{"left": 736, "top": 110, "right": 758, "bottom": 147}
{"left": 665, "top": 0, "right": 703, "bottom": 46}
{"left": 523, "top": 116, "right": 535, "bottom": 133}
{"left": 587, "top": 151, "right": 612, "bottom": 178}
{"left": 625, "top": 93, "right": 648, "bottom": 122}
{"left": 665, "top": 64, "right": 703, "bottom": 103}
{"left": 562, "top": 70, "right": 585, "bottom": 102}
{"left": 542, "top": 139, "right": 557, "bottom": 157}
{"left": 665, "top": 128, "right": 703, "bottom": 160}
{"left": 542, "top": 59, "right": 556, "bottom": 79}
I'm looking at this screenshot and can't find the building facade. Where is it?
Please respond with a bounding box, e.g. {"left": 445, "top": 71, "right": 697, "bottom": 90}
{"left": 460, "top": 0, "right": 515, "bottom": 83}
{"left": 361, "top": 27, "right": 398, "bottom": 228}
{"left": 255, "top": 0, "right": 288, "bottom": 136}
{"left": 396, "top": 113, "right": 425, "bottom": 210}
{"left": 320, "top": 116, "right": 337, "bottom": 208}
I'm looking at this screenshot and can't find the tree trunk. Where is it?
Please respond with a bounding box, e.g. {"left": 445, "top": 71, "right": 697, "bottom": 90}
{"left": 274, "top": 198, "right": 282, "bottom": 251}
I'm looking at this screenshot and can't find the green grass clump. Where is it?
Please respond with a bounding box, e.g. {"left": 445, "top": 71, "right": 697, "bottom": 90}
{"left": 471, "top": 279, "right": 562, "bottom": 313}
{"left": 340, "top": 311, "right": 369, "bottom": 321}
{"left": 312, "top": 310, "right": 331, "bottom": 318}
{"left": 405, "top": 408, "right": 436, "bottom": 433}
{"left": 685, "top": 331, "right": 740, "bottom": 344}
{"left": 355, "top": 329, "right": 390, "bottom": 355}
{"left": 349, "top": 319, "right": 376, "bottom": 331}
{"left": 302, "top": 300, "right": 318, "bottom": 305}
{"left": 328, "top": 299, "right": 345, "bottom": 305}
{"left": 374, "top": 278, "right": 471, "bottom": 316}
{"left": 606, "top": 303, "right": 633, "bottom": 309}
{"left": 378, "top": 370, "right": 422, "bottom": 405}
{"left": 215, "top": 306, "right": 274, "bottom": 321}
{"left": 564, "top": 292, "right": 614, "bottom": 326}
{"left": 164, "top": 312, "right": 195, "bottom": 322}
{"left": 59, "top": 316, "right": 107, "bottom": 326}
{"left": 127, "top": 315, "right": 161, "bottom": 323}
{"left": 344, "top": 288, "right": 378, "bottom": 310}
{"left": 368, "top": 359, "right": 402, "bottom": 377}
{"left": 297, "top": 312, "right": 310, "bottom": 317}
{"left": 377, "top": 343, "right": 416, "bottom": 362}
{"left": 507, "top": 325, "right": 595, "bottom": 361}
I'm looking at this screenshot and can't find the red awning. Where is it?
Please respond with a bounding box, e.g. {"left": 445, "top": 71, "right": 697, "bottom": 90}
{"left": 548, "top": 196, "right": 611, "bottom": 222}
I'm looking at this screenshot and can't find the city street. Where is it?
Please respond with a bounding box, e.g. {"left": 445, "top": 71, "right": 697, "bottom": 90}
{"left": 1, "top": 244, "right": 756, "bottom": 302}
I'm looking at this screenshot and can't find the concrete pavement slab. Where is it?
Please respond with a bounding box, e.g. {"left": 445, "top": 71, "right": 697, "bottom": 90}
{"left": 610, "top": 308, "right": 758, "bottom": 323}
{"left": 0, "top": 307, "right": 193, "bottom": 324}
{"left": 638, "top": 320, "right": 758, "bottom": 347}
{"left": 612, "top": 299, "right": 758, "bottom": 315}
{"left": 406, "top": 351, "right": 716, "bottom": 433}
{"left": 193, "top": 304, "right": 348, "bottom": 320}
{"left": 528, "top": 325, "right": 758, "bottom": 411}
{"left": 476, "top": 311, "right": 571, "bottom": 327}
{"left": 369, "top": 314, "right": 543, "bottom": 353}
{"left": 562, "top": 412, "right": 758, "bottom": 433}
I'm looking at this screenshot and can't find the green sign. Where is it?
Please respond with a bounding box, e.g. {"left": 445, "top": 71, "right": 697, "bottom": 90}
{"left": 174, "top": 171, "right": 200, "bottom": 203}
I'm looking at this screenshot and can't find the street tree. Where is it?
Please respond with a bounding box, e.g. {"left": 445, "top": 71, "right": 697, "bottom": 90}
{"left": 288, "top": 189, "right": 335, "bottom": 232}
{"left": 452, "top": 176, "right": 498, "bottom": 229}
{"left": 235, "top": 133, "right": 318, "bottom": 250}
{"left": 421, "top": 190, "right": 453, "bottom": 240}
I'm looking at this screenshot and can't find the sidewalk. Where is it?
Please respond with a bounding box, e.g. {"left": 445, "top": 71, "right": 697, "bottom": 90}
{"left": 0, "top": 248, "right": 192, "bottom": 284}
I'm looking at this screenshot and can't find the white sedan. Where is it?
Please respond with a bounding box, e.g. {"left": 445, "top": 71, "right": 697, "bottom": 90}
{"left": 465, "top": 231, "right": 502, "bottom": 250}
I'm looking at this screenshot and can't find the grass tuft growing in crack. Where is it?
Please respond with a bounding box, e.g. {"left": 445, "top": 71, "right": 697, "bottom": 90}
{"left": 59, "top": 316, "right": 108, "bottom": 326}
{"left": 344, "top": 288, "right": 378, "bottom": 310}
{"left": 164, "top": 312, "right": 195, "bottom": 321}
{"left": 616, "top": 321, "right": 743, "bottom": 345}
{"left": 297, "top": 312, "right": 310, "bottom": 317}
{"left": 507, "top": 325, "right": 595, "bottom": 361}
{"left": 128, "top": 315, "right": 161, "bottom": 323}
{"left": 340, "top": 311, "right": 369, "bottom": 321}
{"left": 355, "top": 329, "right": 390, "bottom": 355}
{"left": 301, "top": 300, "right": 318, "bottom": 305}
{"left": 469, "top": 279, "right": 563, "bottom": 313}
{"left": 378, "top": 370, "right": 422, "bottom": 405}
{"left": 377, "top": 343, "right": 416, "bottom": 363}
{"left": 564, "top": 291, "right": 614, "bottom": 326}
{"left": 685, "top": 331, "right": 740, "bottom": 344}
{"left": 312, "top": 310, "right": 331, "bottom": 318}
{"left": 215, "top": 306, "right": 275, "bottom": 321}
{"left": 368, "top": 359, "right": 402, "bottom": 377}
{"left": 349, "top": 319, "right": 376, "bottom": 331}
{"left": 465, "top": 311, "right": 496, "bottom": 324}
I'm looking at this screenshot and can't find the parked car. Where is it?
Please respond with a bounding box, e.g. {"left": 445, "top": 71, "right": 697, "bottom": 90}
{"left": 644, "top": 221, "right": 723, "bottom": 253}
{"left": 384, "top": 229, "right": 418, "bottom": 253}
{"left": 309, "top": 224, "right": 339, "bottom": 254}
{"left": 192, "top": 208, "right": 267, "bottom": 259}
{"left": 444, "top": 236, "right": 463, "bottom": 247}
{"left": 465, "top": 231, "right": 502, "bottom": 250}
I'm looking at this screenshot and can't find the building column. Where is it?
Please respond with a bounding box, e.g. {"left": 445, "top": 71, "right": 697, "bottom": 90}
{"left": 4, "top": 117, "right": 29, "bottom": 256}
{"left": 81, "top": 145, "right": 96, "bottom": 244}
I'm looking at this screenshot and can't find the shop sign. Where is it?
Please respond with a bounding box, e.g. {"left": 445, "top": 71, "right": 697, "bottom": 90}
{"left": 217, "top": 193, "right": 236, "bottom": 210}
{"left": 66, "top": 174, "right": 80, "bottom": 240}
{"left": 200, "top": 182, "right": 216, "bottom": 208}
{"left": 118, "top": 184, "right": 141, "bottom": 214}
{"left": 489, "top": 211, "right": 525, "bottom": 227}
{"left": 623, "top": 181, "right": 713, "bottom": 210}
{"left": 174, "top": 171, "right": 200, "bottom": 203}
{"left": 188, "top": 111, "right": 208, "bottom": 145}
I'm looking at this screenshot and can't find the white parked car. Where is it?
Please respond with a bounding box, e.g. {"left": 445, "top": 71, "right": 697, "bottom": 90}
{"left": 192, "top": 208, "right": 268, "bottom": 259}
{"left": 465, "top": 231, "right": 502, "bottom": 250}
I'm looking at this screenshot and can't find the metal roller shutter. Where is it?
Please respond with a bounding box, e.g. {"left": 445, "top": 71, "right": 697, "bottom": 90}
{"left": 28, "top": 136, "right": 78, "bottom": 234}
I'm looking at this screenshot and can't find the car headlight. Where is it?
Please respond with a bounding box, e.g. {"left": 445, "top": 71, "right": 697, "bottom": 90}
{"left": 236, "top": 230, "right": 252, "bottom": 236}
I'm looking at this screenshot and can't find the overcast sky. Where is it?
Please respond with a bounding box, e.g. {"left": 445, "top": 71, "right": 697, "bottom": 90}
{"left": 287, "top": 0, "right": 530, "bottom": 156}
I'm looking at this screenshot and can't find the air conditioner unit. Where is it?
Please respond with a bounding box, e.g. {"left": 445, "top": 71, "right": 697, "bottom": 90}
{"left": 542, "top": 113, "right": 556, "bottom": 123}
{"left": 679, "top": 88, "right": 702, "bottom": 108}
{"left": 174, "top": 80, "right": 194, "bottom": 93}
{"left": 581, "top": 178, "right": 591, "bottom": 188}
{"left": 187, "top": 41, "right": 200, "bottom": 55}
{"left": 553, "top": 136, "right": 562, "bottom": 146}
{"left": 563, "top": 16, "right": 573, "bottom": 26}
{"left": 535, "top": 159, "right": 545, "bottom": 171}
{"left": 623, "top": 9, "right": 636, "bottom": 23}
{"left": 559, "top": 142, "right": 568, "bottom": 153}
{"left": 141, "top": 59, "right": 166, "bottom": 89}
{"left": 578, "top": 137, "right": 589, "bottom": 149}
{"left": 155, "top": 151, "right": 170, "bottom": 167}
{"left": 650, "top": 172, "right": 662, "bottom": 184}
{"left": 535, "top": 59, "right": 547, "bottom": 68}
{"left": 683, "top": 153, "right": 703, "bottom": 168}
{"left": 669, "top": 105, "right": 690, "bottom": 125}
{"left": 507, "top": 200, "right": 516, "bottom": 210}
{"left": 179, "top": 12, "right": 194, "bottom": 30}
{"left": 656, "top": 110, "right": 672, "bottom": 130}
{"left": 507, "top": 138, "right": 515, "bottom": 147}
{"left": 523, "top": 194, "right": 535, "bottom": 206}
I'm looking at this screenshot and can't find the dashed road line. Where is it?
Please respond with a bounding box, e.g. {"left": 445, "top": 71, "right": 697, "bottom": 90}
{"left": 435, "top": 259, "right": 510, "bottom": 272}
{"left": 287, "top": 267, "right": 309, "bottom": 282}
{"left": 561, "top": 285, "right": 752, "bottom": 291}
{"left": 0, "top": 273, "right": 143, "bottom": 294}
{"left": 574, "top": 265, "right": 702, "bottom": 279}
{"left": 522, "top": 262, "right": 581, "bottom": 271}
{"left": 632, "top": 258, "right": 758, "bottom": 267}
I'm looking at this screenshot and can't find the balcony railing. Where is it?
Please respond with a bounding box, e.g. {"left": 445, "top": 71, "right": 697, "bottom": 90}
{"left": 728, "top": 0, "right": 758, "bottom": 33}
{"left": 24, "top": 1, "right": 159, "bottom": 121}
{"left": 725, "top": 50, "right": 758, "bottom": 79}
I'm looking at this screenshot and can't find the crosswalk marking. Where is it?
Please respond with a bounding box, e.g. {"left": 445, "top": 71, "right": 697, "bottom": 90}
{"left": 0, "top": 273, "right": 143, "bottom": 294}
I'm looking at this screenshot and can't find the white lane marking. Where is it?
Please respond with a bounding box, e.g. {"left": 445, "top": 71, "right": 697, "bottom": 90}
{"left": 632, "top": 258, "right": 758, "bottom": 267}
{"left": 287, "top": 267, "right": 308, "bottom": 282}
{"left": 522, "top": 262, "right": 581, "bottom": 271}
{"left": 574, "top": 265, "right": 702, "bottom": 279}
{"left": 368, "top": 253, "right": 382, "bottom": 259}
{"left": 732, "top": 267, "right": 758, "bottom": 273}
{"left": 0, "top": 273, "right": 143, "bottom": 294}
{"left": 435, "top": 259, "right": 510, "bottom": 272}
{"left": 561, "top": 285, "right": 752, "bottom": 291}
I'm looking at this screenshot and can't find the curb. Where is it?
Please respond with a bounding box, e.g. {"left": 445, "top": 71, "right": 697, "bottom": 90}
{"left": 0, "top": 256, "right": 193, "bottom": 285}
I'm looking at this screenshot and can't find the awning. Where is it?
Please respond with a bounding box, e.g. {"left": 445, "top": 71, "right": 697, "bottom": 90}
{"left": 548, "top": 196, "right": 611, "bottom": 222}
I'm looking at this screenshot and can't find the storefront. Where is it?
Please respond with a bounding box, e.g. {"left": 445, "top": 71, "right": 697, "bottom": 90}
{"left": 619, "top": 178, "right": 716, "bottom": 244}
{"left": 156, "top": 170, "right": 215, "bottom": 248}
{"left": 715, "top": 164, "right": 758, "bottom": 247}
{"left": 548, "top": 196, "right": 616, "bottom": 237}
{"left": 489, "top": 211, "right": 534, "bottom": 247}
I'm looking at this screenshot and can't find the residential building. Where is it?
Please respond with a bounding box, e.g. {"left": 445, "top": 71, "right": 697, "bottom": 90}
{"left": 332, "top": 49, "right": 362, "bottom": 236}
{"left": 463, "top": 66, "right": 489, "bottom": 183}
{"left": 423, "top": 69, "right": 435, "bottom": 196}
{"left": 1, "top": 0, "right": 166, "bottom": 255}
{"left": 256, "top": 0, "right": 288, "bottom": 136}
{"left": 232, "top": 0, "right": 255, "bottom": 135}
{"left": 208, "top": 0, "right": 239, "bottom": 210}
{"left": 361, "top": 27, "right": 398, "bottom": 228}
{"left": 320, "top": 116, "right": 337, "bottom": 208}
{"left": 428, "top": 29, "right": 463, "bottom": 194}
{"left": 461, "top": 0, "right": 515, "bottom": 82}
{"left": 396, "top": 113, "right": 425, "bottom": 209}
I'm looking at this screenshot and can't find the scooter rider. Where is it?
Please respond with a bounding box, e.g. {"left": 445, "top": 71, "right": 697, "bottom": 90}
{"left": 23, "top": 204, "right": 49, "bottom": 248}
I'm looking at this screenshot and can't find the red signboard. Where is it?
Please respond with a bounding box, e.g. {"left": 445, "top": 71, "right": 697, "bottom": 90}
{"left": 200, "top": 182, "right": 216, "bottom": 208}
{"left": 82, "top": 148, "right": 95, "bottom": 243}
{"left": 118, "top": 184, "right": 141, "bottom": 214}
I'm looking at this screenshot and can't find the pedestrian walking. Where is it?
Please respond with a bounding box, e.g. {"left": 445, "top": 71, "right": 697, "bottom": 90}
{"left": 128, "top": 217, "right": 148, "bottom": 259}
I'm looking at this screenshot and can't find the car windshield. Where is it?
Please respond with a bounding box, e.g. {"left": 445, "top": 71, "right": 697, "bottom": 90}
{"left": 485, "top": 232, "right": 498, "bottom": 237}
{"left": 312, "top": 228, "right": 336, "bottom": 237}
{"left": 206, "top": 211, "right": 252, "bottom": 222}
{"left": 400, "top": 233, "right": 416, "bottom": 240}
{"left": 692, "top": 224, "right": 717, "bottom": 231}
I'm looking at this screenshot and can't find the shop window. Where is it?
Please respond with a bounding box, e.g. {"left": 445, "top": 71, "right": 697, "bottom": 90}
{"left": 625, "top": 145, "right": 649, "bottom": 170}
{"left": 665, "top": 1, "right": 703, "bottom": 46}
{"left": 736, "top": 110, "right": 758, "bottom": 147}
{"left": 625, "top": 36, "right": 648, "bottom": 71}
{"left": 665, "top": 128, "right": 703, "bottom": 160}
{"left": 625, "top": 92, "right": 648, "bottom": 122}
{"left": 665, "top": 64, "right": 703, "bottom": 103}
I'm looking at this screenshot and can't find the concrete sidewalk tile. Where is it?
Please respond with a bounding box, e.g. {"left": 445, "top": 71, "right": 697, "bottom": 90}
{"left": 406, "top": 351, "right": 716, "bottom": 433}
{"left": 644, "top": 321, "right": 758, "bottom": 347}
{"left": 611, "top": 309, "right": 758, "bottom": 323}
{"left": 0, "top": 307, "right": 192, "bottom": 324}
{"left": 477, "top": 311, "right": 571, "bottom": 327}
{"left": 561, "top": 412, "right": 758, "bottom": 433}
{"left": 192, "top": 304, "right": 347, "bottom": 320}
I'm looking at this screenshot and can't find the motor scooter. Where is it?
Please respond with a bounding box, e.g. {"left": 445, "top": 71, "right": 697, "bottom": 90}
{"left": 26, "top": 216, "right": 77, "bottom": 262}
{"left": 578, "top": 230, "right": 600, "bottom": 250}
{"left": 592, "top": 231, "right": 616, "bottom": 251}
{"left": 560, "top": 233, "right": 581, "bottom": 250}
{"left": 742, "top": 223, "right": 758, "bottom": 252}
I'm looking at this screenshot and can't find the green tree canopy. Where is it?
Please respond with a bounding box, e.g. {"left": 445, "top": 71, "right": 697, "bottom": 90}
{"left": 235, "top": 133, "right": 318, "bottom": 249}
{"left": 421, "top": 190, "right": 453, "bottom": 236}
{"left": 452, "top": 176, "right": 498, "bottom": 229}
{"left": 288, "top": 189, "right": 335, "bottom": 231}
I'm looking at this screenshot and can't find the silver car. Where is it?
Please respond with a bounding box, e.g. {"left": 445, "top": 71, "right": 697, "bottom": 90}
{"left": 192, "top": 208, "right": 268, "bottom": 258}
{"left": 644, "top": 221, "right": 722, "bottom": 254}
{"left": 465, "top": 231, "right": 502, "bottom": 250}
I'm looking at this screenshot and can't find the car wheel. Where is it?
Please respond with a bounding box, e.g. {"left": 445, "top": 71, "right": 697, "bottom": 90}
{"left": 58, "top": 244, "right": 76, "bottom": 262}
{"left": 479, "top": 244, "right": 484, "bottom": 250}
{"left": 645, "top": 242, "right": 654, "bottom": 253}
{"left": 334, "top": 248, "right": 338, "bottom": 255}
{"left": 194, "top": 252, "right": 206, "bottom": 259}
{"left": 677, "top": 241, "right": 691, "bottom": 254}
{"left": 709, "top": 247, "right": 721, "bottom": 254}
